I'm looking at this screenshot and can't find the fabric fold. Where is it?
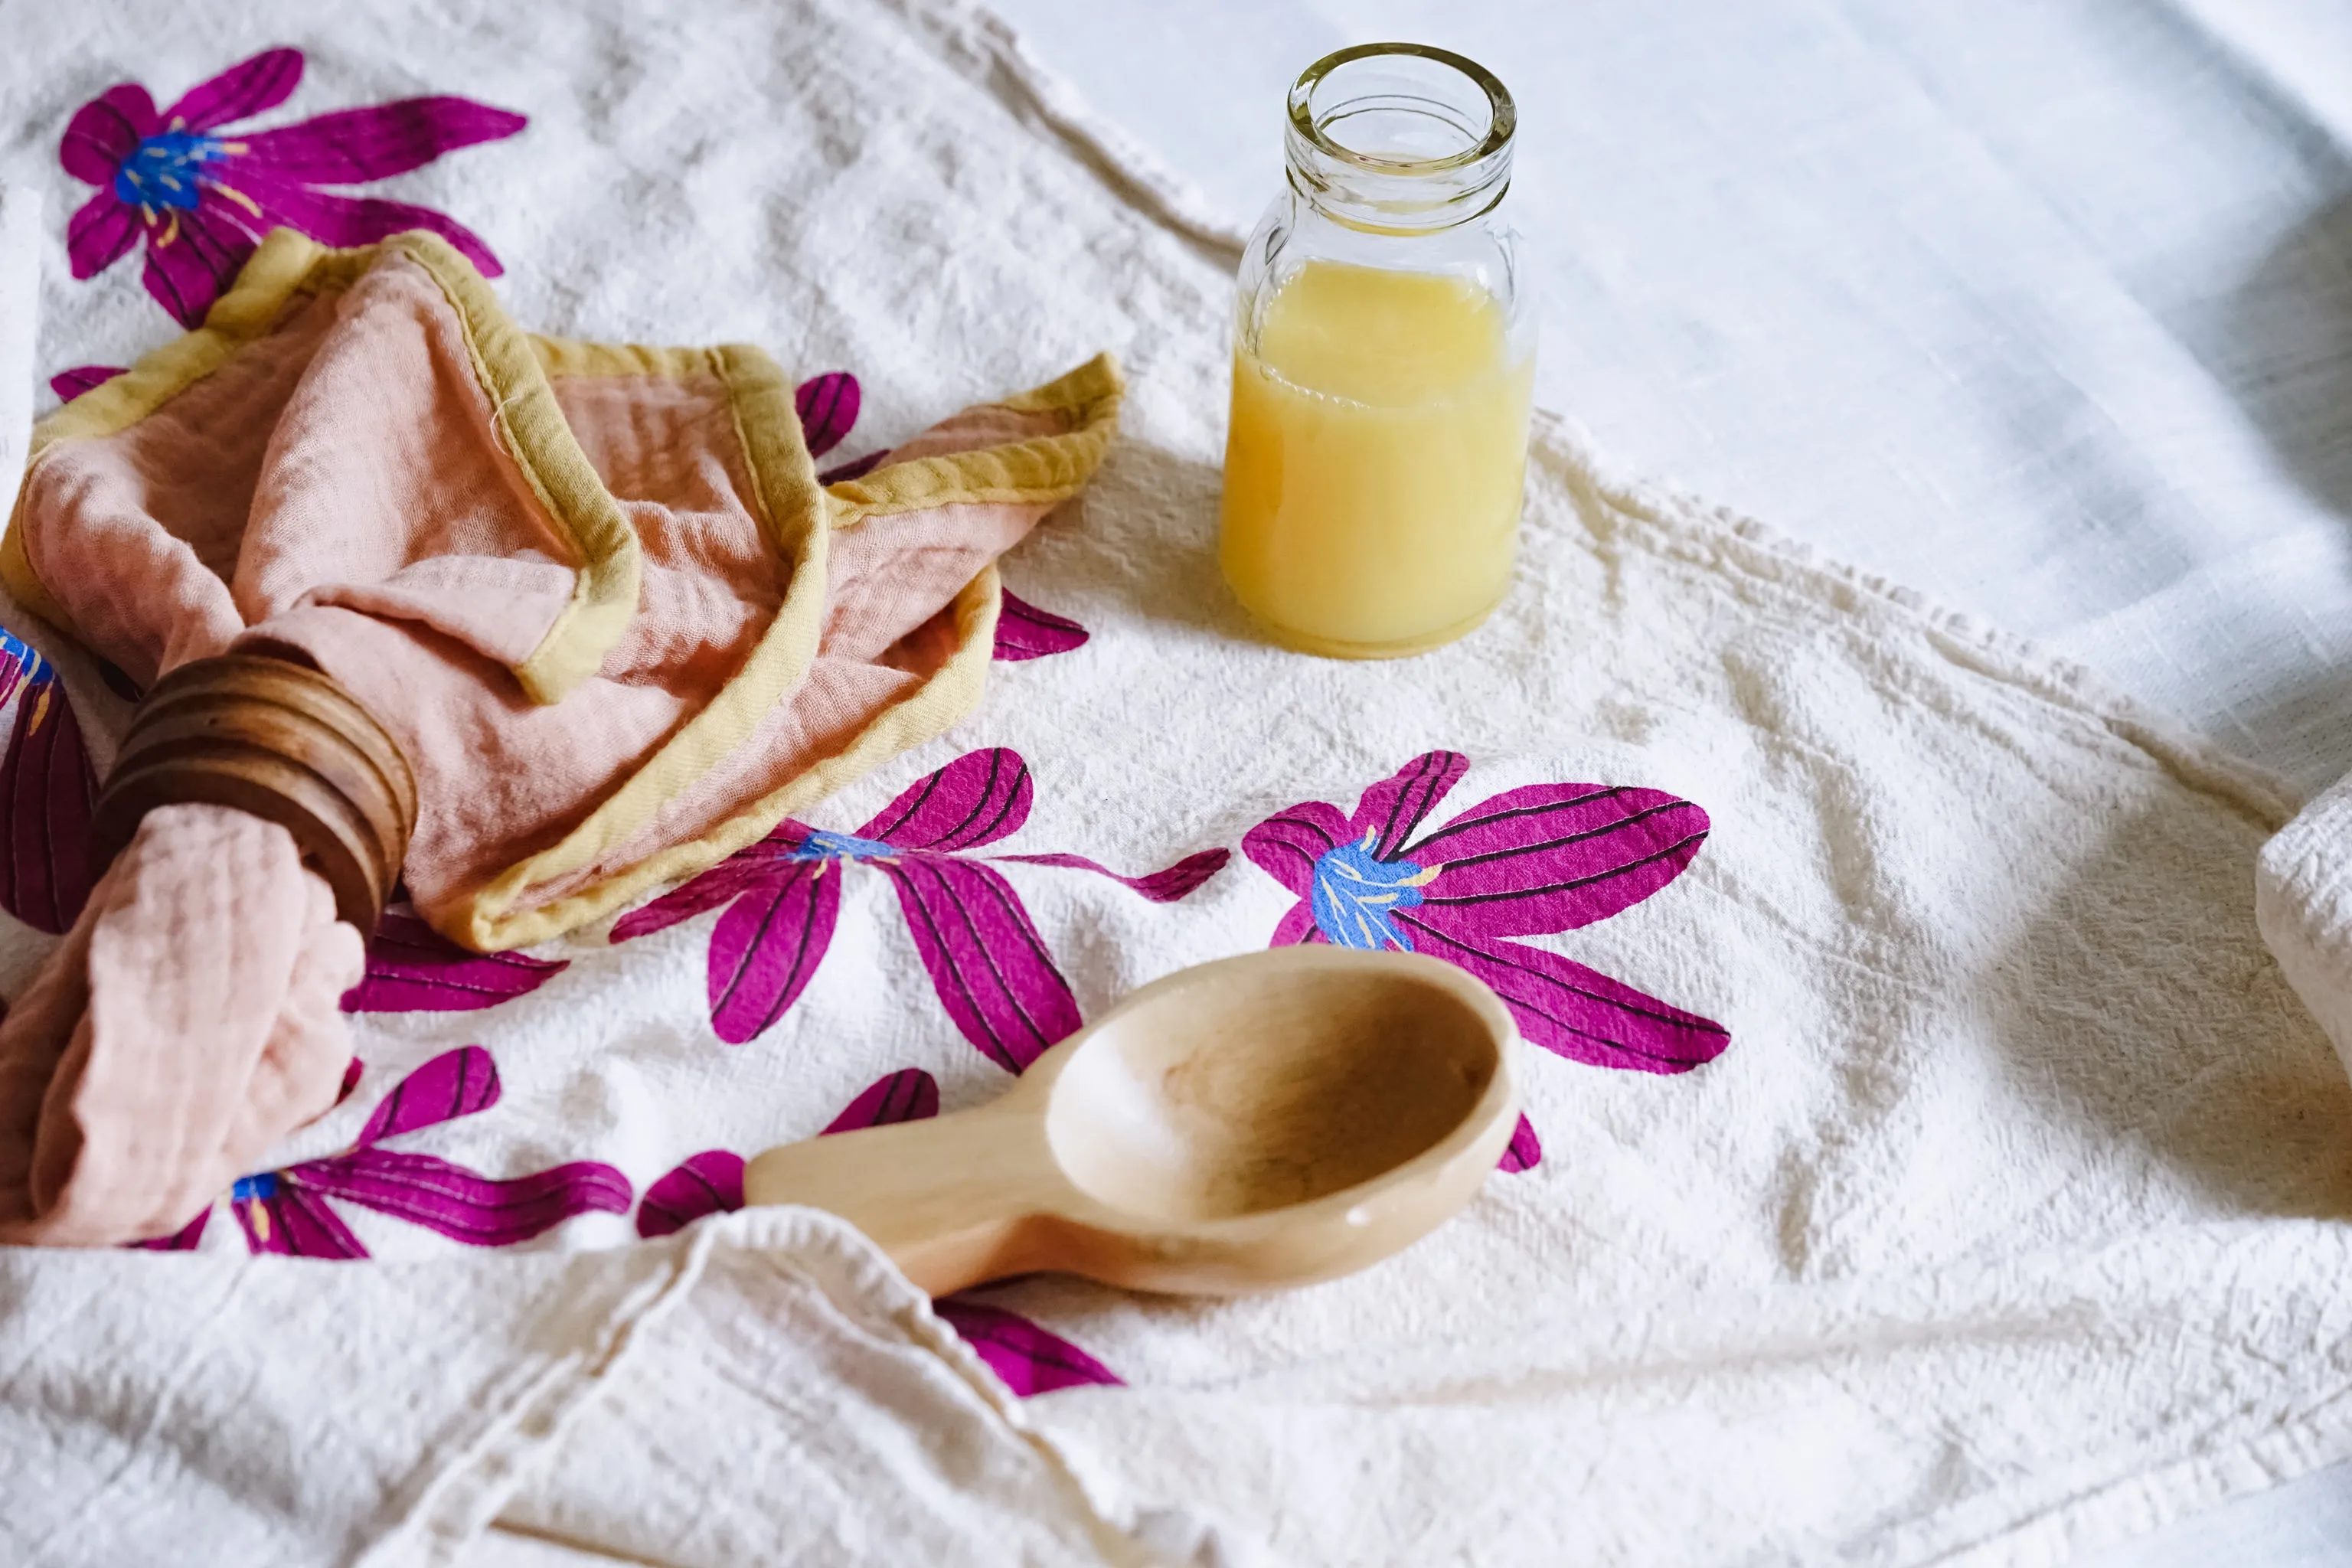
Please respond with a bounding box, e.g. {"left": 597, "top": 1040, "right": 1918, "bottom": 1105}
{"left": 0, "top": 228, "right": 1120, "bottom": 1240}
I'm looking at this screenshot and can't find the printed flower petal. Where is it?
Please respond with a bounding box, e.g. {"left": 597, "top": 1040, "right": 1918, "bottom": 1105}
{"left": 50, "top": 364, "right": 128, "bottom": 402}
{"left": 236, "top": 1180, "right": 369, "bottom": 1259}
{"left": 1242, "top": 800, "right": 1352, "bottom": 899}
{"left": 635, "top": 1149, "right": 745, "bottom": 1239}
{"left": 995, "top": 848, "right": 1229, "bottom": 903}
{"left": 822, "top": 1069, "right": 941, "bottom": 1132}
{"left": 707, "top": 860, "right": 841, "bottom": 1044}
{"left": 1498, "top": 1113, "right": 1542, "bottom": 1173}
{"left": 932, "top": 1296, "right": 1122, "bottom": 1396}
{"left": 818, "top": 449, "right": 887, "bottom": 485}
{"left": 65, "top": 191, "right": 141, "bottom": 281}
{"left": 60, "top": 84, "right": 159, "bottom": 185}
{"left": 212, "top": 165, "right": 505, "bottom": 277}
{"left": 165, "top": 47, "right": 303, "bottom": 132}
{"left": 356, "top": 1045, "right": 501, "bottom": 1147}
{"left": 1396, "top": 913, "right": 1730, "bottom": 1075}
{"left": 1412, "top": 784, "right": 1712, "bottom": 937}
{"left": 130, "top": 1208, "right": 211, "bottom": 1250}
{"left": 338, "top": 1057, "right": 365, "bottom": 1102}
{"left": 609, "top": 835, "right": 800, "bottom": 942}
{"left": 993, "top": 592, "right": 1090, "bottom": 662}
{"left": 236, "top": 96, "right": 526, "bottom": 181}
{"left": 1269, "top": 899, "right": 1325, "bottom": 949}
{"left": 296, "top": 1148, "right": 632, "bottom": 1247}
{"left": 860, "top": 748, "right": 1033, "bottom": 852}
{"left": 794, "top": 372, "right": 861, "bottom": 459}
{"left": 341, "top": 905, "right": 568, "bottom": 1012}
{"left": 0, "top": 646, "right": 99, "bottom": 935}
{"left": 881, "top": 855, "right": 1080, "bottom": 1073}
{"left": 1347, "top": 750, "right": 1469, "bottom": 858}
{"left": 140, "top": 198, "right": 256, "bottom": 328}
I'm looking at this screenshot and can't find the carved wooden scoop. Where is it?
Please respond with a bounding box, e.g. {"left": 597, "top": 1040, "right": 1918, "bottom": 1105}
{"left": 743, "top": 946, "right": 1521, "bottom": 1296}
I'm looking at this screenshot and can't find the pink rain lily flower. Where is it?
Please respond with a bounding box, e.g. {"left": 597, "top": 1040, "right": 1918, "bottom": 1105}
{"left": 61, "top": 47, "right": 525, "bottom": 326}
{"left": 1245, "top": 750, "right": 1732, "bottom": 1171}
{"left": 637, "top": 1068, "right": 1122, "bottom": 1396}
{"left": 615, "top": 748, "right": 1227, "bottom": 1070}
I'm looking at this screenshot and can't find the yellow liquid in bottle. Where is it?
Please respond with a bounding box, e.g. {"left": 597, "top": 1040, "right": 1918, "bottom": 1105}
{"left": 1219, "top": 260, "right": 1534, "bottom": 657}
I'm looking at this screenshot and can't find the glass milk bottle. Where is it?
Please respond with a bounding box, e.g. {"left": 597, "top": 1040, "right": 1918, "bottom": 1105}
{"left": 1220, "top": 43, "right": 1534, "bottom": 658}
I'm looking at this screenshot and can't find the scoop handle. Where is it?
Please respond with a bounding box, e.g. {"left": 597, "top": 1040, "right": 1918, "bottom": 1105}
{"left": 741, "top": 1107, "right": 1077, "bottom": 1295}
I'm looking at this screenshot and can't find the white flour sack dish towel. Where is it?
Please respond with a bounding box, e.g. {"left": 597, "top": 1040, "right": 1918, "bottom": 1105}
{"left": 5, "top": 2, "right": 2352, "bottom": 1565}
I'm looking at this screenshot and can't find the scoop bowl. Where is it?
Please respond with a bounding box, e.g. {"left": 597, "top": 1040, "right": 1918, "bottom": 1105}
{"left": 742, "top": 946, "right": 1521, "bottom": 1296}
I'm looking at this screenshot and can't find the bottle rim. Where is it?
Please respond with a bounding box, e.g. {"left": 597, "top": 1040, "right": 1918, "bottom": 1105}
{"left": 1286, "top": 42, "right": 1516, "bottom": 178}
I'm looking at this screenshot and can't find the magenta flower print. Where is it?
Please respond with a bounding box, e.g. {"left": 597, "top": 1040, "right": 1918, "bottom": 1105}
{"left": 932, "top": 1296, "right": 1123, "bottom": 1396}
{"left": 1245, "top": 751, "right": 1730, "bottom": 1168}
{"left": 635, "top": 1068, "right": 939, "bottom": 1240}
{"left": 614, "top": 749, "right": 1227, "bottom": 1070}
{"left": 50, "top": 365, "right": 126, "bottom": 402}
{"left": 60, "top": 47, "right": 525, "bottom": 328}
{"left": 0, "top": 629, "right": 98, "bottom": 935}
{"left": 341, "top": 903, "right": 568, "bottom": 1013}
{"left": 995, "top": 592, "right": 1091, "bottom": 662}
{"left": 221, "top": 1047, "right": 630, "bottom": 1258}
{"left": 797, "top": 371, "right": 862, "bottom": 462}
{"left": 635, "top": 1069, "right": 1120, "bottom": 1396}
{"left": 635, "top": 1149, "right": 749, "bottom": 1241}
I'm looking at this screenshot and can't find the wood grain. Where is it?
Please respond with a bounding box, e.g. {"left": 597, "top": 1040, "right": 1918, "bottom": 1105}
{"left": 90, "top": 654, "right": 418, "bottom": 933}
{"left": 743, "top": 946, "right": 1521, "bottom": 1297}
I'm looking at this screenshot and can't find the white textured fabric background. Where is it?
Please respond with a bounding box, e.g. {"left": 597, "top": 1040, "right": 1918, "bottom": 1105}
{"left": 993, "top": 0, "right": 2352, "bottom": 802}
{"left": 983, "top": 2, "right": 2352, "bottom": 1560}
{"left": 2, "top": 1, "right": 2351, "bottom": 1563}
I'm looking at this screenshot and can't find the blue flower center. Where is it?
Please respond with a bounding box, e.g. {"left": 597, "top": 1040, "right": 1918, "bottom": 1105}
{"left": 231, "top": 1171, "right": 279, "bottom": 1203}
{"left": 788, "top": 828, "right": 900, "bottom": 864}
{"left": 113, "top": 132, "right": 228, "bottom": 211}
{"left": 1310, "top": 838, "right": 1428, "bottom": 951}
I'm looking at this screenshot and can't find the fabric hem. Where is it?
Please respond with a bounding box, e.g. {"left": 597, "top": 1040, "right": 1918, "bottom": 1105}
{"left": 466, "top": 564, "right": 1003, "bottom": 951}
{"left": 1537, "top": 411, "right": 2302, "bottom": 831}
{"left": 823, "top": 352, "right": 1124, "bottom": 528}
{"left": 461, "top": 356, "right": 1114, "bottom": 952}
{"left": 6, "top": 228, "right": 650, "bottom": 707}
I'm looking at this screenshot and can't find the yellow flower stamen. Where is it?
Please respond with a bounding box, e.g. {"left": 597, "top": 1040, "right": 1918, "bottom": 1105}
{"left": 157, "top": 212, "right": 179, "bottom": 248}
{"left": 210, "top": 181, "right": 262, "bottom": 218}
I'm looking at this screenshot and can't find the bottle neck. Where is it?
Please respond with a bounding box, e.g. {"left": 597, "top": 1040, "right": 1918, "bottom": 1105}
{"left": 1282, "top": 43, "right": 1516, "bottom": 237}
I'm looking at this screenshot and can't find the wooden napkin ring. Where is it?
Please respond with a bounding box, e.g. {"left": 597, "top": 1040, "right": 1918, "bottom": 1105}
{"left": 90, "top": 654, "right": 419, "bottom": 933}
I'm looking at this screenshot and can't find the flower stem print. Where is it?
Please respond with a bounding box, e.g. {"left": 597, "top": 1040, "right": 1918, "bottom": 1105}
{"left": 0, "top": 629, "right": 97, "bottom": 935}
{"left": 61, "top": 47, "right": 525, "bottom": 327}
{"left": 1244, "top": 751, "right": 1730, "bottom": 1169}
{"left": 198, "top": 1047, "right": 631, "bottom": 1258}
{"left": 636, "top": 1069, "right": 1121, "bottom": 1395}
{"left": 614, "top": 749, "right": 1227, "bottom": 1070}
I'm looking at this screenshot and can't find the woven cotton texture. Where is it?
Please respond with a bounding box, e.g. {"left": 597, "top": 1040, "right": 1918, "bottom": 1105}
{"left": 2, "top": 2, "right": 2349, "bottom": 1565}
